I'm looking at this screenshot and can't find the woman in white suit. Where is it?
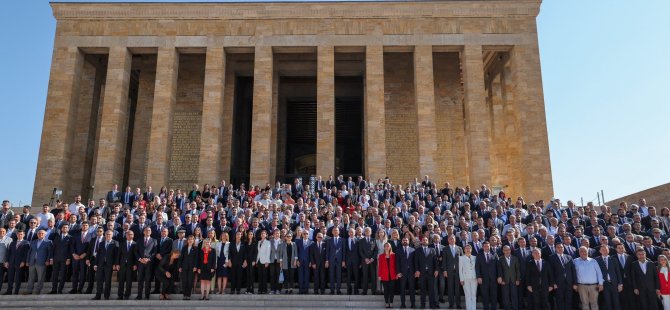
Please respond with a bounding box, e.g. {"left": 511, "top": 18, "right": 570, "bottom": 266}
{"left": 459, "top": 244, "right": 478, "bottom": 310}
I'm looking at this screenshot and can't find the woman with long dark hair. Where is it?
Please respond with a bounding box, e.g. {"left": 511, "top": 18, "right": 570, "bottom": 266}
{"left": 179, "top": 235, "right": 198, "bottom": 300}
{"left": 245, "top": 230, "right": 258, "bottom": 294}
{"left": 157, "top": 250, "right": 180, "bottom": 300}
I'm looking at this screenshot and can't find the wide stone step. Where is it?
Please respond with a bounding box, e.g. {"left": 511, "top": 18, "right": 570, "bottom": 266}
{"left": 0, "top": 293, "right": 487, "bottom": 309}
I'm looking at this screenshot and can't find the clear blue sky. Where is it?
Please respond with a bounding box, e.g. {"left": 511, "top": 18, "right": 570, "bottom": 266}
{"left": 0, "top": 0, "right": 668, "bottom": 206}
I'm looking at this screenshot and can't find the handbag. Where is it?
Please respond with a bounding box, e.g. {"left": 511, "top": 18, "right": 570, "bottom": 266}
{"left": 279, "top": 269, "right": 285, "bottom": 284}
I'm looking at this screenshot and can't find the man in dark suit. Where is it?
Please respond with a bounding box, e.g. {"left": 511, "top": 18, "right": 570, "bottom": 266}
{"left": 296, "top": 230, "right": 313, "bottom": 294}
{"left": 414, "top": 236, "right": 439, "bottom": 309}
{"left": 117, "top": 230, "right": 137, "bottom": 300}
{"left": 442, "top": 235, "right": 463, "bottom": 309}
{"left": 513, "top": 237, "right": 532, "bottom": 309}
{"left": 69, "top": 221, "right": 90, "bottom": 292}
{"left": 613, "top": 243, "right": 634, "bottom": 310}
{"left": 397, "top": 237, "right": 416, "bottom": 308}
{"left": 630, "top": 248, "right": 659, "bottom": 310}
{"left": 497, "top": 245, "right": 520, "bottom": 310}
{"left": 595, "top": 244, "right": 622, "bottom": 310}
{"left": 641, "top": 236, "right": 661, "bottom": 262}
{"left": 343, "top": 228, "right": 360, "bottom": 295}
{"left": 549, "top": 243, "right": 574, "bottom": 310}
{"left": 325, "top": 227, "right": 344, "bottom": 294}
{"left": 92, "top": 230, "right": 119, "bottom": 300}
{"left": 526, "top": 247, "right": 554, "bottom": 310}
{"left": 49, "top": 223, "right": 71, "bottom": 294}
{"left": 152, "top": 227, "right": 172, "bottom": 294}
{"left": 26, "top": 229, "right": 53, "bottom": 295}
{"left": 430, "top": 235, "right": 446, "bottom": 303}
{"left": 476, "top": 241, "right": 499, "bottom": 310}
{"left": 310, "top": 232, "right": 327, "bottom": 294}
{"left": 4, "top": 230, "right": 29, "bottom": 295}
{"left": 135, "top": 226, "right": 156, "bottom": 300}
{"left": 358, "top": 227, "right": 377, "bottom": 295}
{"left": 106, "top": 184, "right": 121, "bottom": 204}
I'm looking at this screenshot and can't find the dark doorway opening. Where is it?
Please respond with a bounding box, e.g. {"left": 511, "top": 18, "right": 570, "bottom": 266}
{"left": 230, "top": 76, "right": 254, "bottom": 186}
{"left": 335, "top": 76, "right": 364, "bottom": 177}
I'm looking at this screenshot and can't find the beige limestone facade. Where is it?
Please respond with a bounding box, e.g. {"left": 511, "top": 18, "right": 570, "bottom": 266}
{"left": 32, "top": 0, "right": 553, "bottom": 204}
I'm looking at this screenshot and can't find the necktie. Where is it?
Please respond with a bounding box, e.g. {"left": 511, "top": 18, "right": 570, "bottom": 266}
{"left": 522, "top": 248, "right": 526, "bottom": 258}
{"left": 560, "top": 255, "right": 565, "bottom": 266}
{"left": 619, "top": 255, "right": 625, "bottom": 267}
{"left": 95, "top": 238, "right": 100, "bottom": 255}
{"left": 405, "top": 247, "right": 409, "bottom": 259}
{"left": 536, "top": 260, "right": 541, "bottom": 271}
{"left": 486, "top": 253, "right": 489, "bottom": 263}
{"left": 27, "top": 230, "right": 33, "bottom": 241}
{"left": 178, "top": 240, "right": 183, "bottom": 250}
{"left": 127, "top": 242, "right": 131, "bottom": 252}
{"left": 424, "top": 247, "right": 427, "bottom": 255}
{"left": 349, "top": 239, "right": 352, "bottom": 250}
{"left": 145, "top": 238, "right": 149, "bottom": 247}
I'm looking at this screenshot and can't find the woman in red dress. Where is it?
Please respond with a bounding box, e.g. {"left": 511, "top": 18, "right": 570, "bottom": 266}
{"left": 377, "top": 242, "right": 398, "bottom": 308}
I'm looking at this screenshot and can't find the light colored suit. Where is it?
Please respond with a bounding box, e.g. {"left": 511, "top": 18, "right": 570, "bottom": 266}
{"left": 279, "top": 242, "right": 298, "bottom": 269}
{"left": 459, "top": 255, "right": 478, "bottom": 310}
{"left": 257, "top": 239, "right": 271, "bottom": 264}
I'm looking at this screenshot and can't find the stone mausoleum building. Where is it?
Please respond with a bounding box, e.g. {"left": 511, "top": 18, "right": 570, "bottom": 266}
{"left": 32, "top": 0, "right": 553, "bottom": 204}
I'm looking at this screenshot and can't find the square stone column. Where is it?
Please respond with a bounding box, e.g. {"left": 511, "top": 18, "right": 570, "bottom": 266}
{"left": 364, "top": 45, "right": 386, "bottom": 181}
{"left": 220, "top": 69, "right": 235, "bottom": 182}
{"left": 32, "top": 46, "right": 84, "bottom": 205}
{"left": 249, "top": 46, "right": 274, "bottom": 186}
{"left": 146, "top": 47, "right": 179, "bottom": 190}
{"left": 316, "top": 46, "right": 335, "bottom": 178}
{"left": 198, "top": 47, "right": 226, "bottom": 185}
{"left": 92, "top": 47, "right": 132, "bottom": 199}
{"left": 462, "top": 45, "right": 492, "bottom": 189}
{"left": 414, "top": 45, "right": 438, "bottom": 180}
{"left": 509, "top": 42, "right": 554, "bottom": 201}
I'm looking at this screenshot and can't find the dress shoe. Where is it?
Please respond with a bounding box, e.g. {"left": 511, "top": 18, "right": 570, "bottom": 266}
{"left": 145, "top": 295, "right": 150, "bottom": 300}
{"left": 49, "top": 290, "right": 58, "bottom": 294}
{"left": 3, "top": 291, "right": 11, "bottom": 295}
{"left": 337, "top": 290, "right": 342, "bottom": 295}
{"left": 135, "top": 295, "right": 143, "bottom": 300}
{"left": 104, "top": 296, "right": 109, "bottom": 300}
{"left": 68, "top": 289, "right": 77, "bottom": 294}
{"left": 400, "top": 305, "right": 407, "bottom": 309}
{"left": 92, "top": 296, "right": 101, "bottom": 300}
{"left": 117, "top": 296, "right": 124, "bottom": 300}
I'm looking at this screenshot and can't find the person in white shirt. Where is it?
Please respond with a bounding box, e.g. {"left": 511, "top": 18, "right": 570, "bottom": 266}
{"left": 459, "top": 244, "right": 478, "bottom": 310}
{"left": 256, "top": 230, "right": 271, "bottom": 294}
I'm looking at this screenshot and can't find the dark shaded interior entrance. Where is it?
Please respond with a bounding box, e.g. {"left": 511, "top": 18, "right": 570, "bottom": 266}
{"left": 230, "top": 76, "right": 253, "bottom": 186}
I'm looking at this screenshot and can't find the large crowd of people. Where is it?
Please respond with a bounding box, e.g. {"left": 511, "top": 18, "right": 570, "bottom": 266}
{"left": 0, "top": 175, "right": 669, "bottom": 310}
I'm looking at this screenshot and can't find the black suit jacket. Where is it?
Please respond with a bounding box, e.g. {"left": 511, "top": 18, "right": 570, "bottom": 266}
{"left": 475, "top": 252, "right": 499, "bottom": 281}
{"left": 7, "top": 239, "right": 29, "bottom": 265}
{"left": 525, "top": 258, "right": 554, "bottom": 289}
{"left": 596, "top": 255, "right": 622, "bottom": 286}
{"left": 414, "top": 246, "right": 438, "bottom": 275}
{"left": 51, "top": 234, "right": 72, "bottom": 262}
{"left": 344, "top": 237, "right": 360, "bottom": 266}
{"left": 180, "top": 246, "right": 199, "bottom": 270}
{"left": 631, "top": 260, "right": 660, "bottom": 292}
{"left": 228, "top": 242, "right": 247, "bottom": 267}
{"left": 310, "top": 242, "right": 327, "bottom": 267}
{"left": 396, "top": 245, "right": 415, "bottom": 275}
{"left": 548, "top": 253, "right": 575, "bottom": 287}
{"left": 357, "top": 237, "right": 377, "bottom": 261}
{"left": 118, "top": 240, "right": 138, "bottom": 266}
{"left": 96, "top": 240, "right": 119, "bottom": 267}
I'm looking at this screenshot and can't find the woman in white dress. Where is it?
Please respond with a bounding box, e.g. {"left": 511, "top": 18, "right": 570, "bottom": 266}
{"left": 459, "top": 244, "right": 478, "bottom": 310}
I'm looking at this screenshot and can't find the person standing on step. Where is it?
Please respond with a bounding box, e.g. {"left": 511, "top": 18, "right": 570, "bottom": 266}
{"left": 135, "top": 226, "right": 156, "bottom": 300}
{"left": 179, "top": 235, "right": 198, "bottom": 300}
{"left": 310, "top": 232, "right": 327, "bottom": 295}
{"left": 378, "top": 242, "right": 399, "bottom": 308}
{"left": 326, "top": 227, "right": 344, "bottom": 295}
